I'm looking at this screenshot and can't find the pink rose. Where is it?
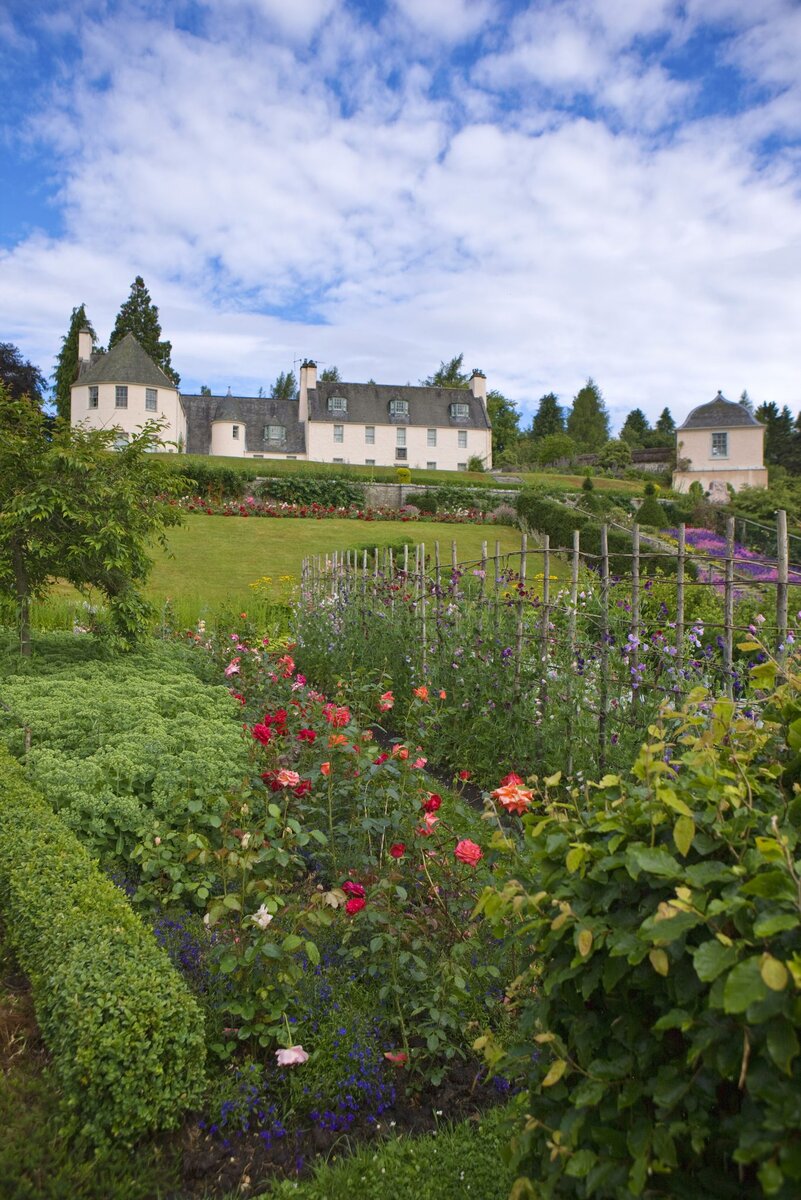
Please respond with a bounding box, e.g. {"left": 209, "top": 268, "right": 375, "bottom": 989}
{"left": 454, "top": 839, "right": 483, "bottom": 867}
{"left": 275, "top": 768, "right": 301, "bottom": 788}
{"left": 275, "top": 1045, "right": 309, "bottom": 1067}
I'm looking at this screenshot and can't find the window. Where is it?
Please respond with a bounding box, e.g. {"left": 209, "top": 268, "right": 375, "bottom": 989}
{"left": 286, "top": 455, "right": 297, "bottom": 460}
{"left": 389, "top": 398, "right": 409, "bottom": 418}
{"left": 427, "top": 461, "right": 437, "bottom": 470}
{"left": 115, "top": 385, "right": 128, "bottom": 408}
{"left": 427, "top": 428, "right": 437, "bottom": 446}
{"left": 396, "top": 427, "right": 406, "bottom": 447}
{"left": 711, "top": 432, "right": 728, "bottom": 458}
{"left": 145, "top": 387, "right": 157, "bottom": 411}
{"left": 450, "top": 402, "right": 470, "bottom": 420}
{"left": 395, "top": 447, "right": 408, "bottom": 460}
{"left": 263, "top": 424, "right": 286, "bottom": 441}
{"left": 458, "top": 430, "right": 468, "bottom": 449}
{"left": 333, "top": 457, "right": 344, "bottom": 463}
{"left": 457, "top": 462, "right": 467, "bottom": 471}
{"left": 334, "top": 424, "right": 344, "bottom": 443}
{"left": 252, "top": 454, "right": 264, "bottom": 458}
{"left": 232, "top": 425, "right": 240, "bottom": 439}
{"left": 365, "top": 426, "right": 375, "bottom": 444}
{"left": 88, "top": 386, "right": 99, "bottom": 409}
{"left": 328, "top": 395, "right": 348, "bottom": 413}
{"left": 365, "top": 458, "right": 375, "bottom": 466}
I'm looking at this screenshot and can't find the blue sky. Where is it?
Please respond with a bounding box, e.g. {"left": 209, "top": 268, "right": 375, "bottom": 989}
{"left": 2, "top": 0, "right": 801, "bottom": 430}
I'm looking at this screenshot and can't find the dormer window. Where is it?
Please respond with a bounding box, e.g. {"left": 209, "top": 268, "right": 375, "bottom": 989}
{"left": 450, "top": 402, "right": 470, "bottom": 420}
{"left": 389, "top": 398, "right": 409, "bottom": 418}
{"left": 328, "top": 395, "right": 348, "bottom": 413}
{"left": 263, "top": 424, "right": 286, "bottom": 442}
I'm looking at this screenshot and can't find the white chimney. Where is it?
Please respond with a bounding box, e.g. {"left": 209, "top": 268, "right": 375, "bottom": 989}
{"left": 78, "top": 328, "right": 94, "bottom": 362}
{"left": 470, "top": 369, "right": 487, "bottom": 405}
{"left": 298, "top": 359, "right": 317, "bottom": 423}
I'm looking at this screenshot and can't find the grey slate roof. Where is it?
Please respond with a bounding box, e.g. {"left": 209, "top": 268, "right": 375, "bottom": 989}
{"left": 76, "top": 333, "right": 176, "bottom": 389}
{"left": 679, "top": 391, "right": 763, "bottom": 431}
{"left": 180, "top": 394, "right": 306, "bottom": 456}
{"left": 309, "top": 380, "right": 491, "bottom": 429}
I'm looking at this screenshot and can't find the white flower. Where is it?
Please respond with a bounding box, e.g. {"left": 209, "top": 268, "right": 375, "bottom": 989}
{"left": 251, "top": 904, "right": 273, "bottom": 929}
{"left": 275, "top": 1045, "right": 309, "bottom": 1066}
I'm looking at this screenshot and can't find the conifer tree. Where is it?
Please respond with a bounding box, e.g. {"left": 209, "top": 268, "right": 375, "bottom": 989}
{"left": 52, "top": 304, "right": 98, "bottom": 420}
{"left": 566, "top": 378, "right": 610, "bottom": 451}
{"left": 272, "top": 370, "right": 298, "bottom": 400}
{"left": 109, "top": 276, "right": 180, "bottom": 386}
{"left": 530, "top": 392, "right": 564, "bottom": 440}
{"left": 655, "top": 407, "right": 675, "bottom": 435}
{"left": 619, "top": 408, "right": 651, "bottom": 447}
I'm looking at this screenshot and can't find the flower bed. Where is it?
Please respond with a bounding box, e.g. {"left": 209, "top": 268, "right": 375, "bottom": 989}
{"left": 175, "top": 496, "right": 505, "bottom": 523}
{"left": 665, "top": 526, "right": 801, "bottom": 584}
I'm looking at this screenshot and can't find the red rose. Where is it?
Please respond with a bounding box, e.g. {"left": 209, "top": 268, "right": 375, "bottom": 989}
{"left": 422, "top": 793, "right": 442, "bottom": 813}
{"left": 342, "top": 881, "right": 366, "bottom": 898}
{"left": 389, "top": 843, "right": 406, "bottom": 859}
{"left": 345, "top": 897, "right": 366, "bottom": 915}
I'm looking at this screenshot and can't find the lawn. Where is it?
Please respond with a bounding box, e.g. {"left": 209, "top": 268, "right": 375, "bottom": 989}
{"left": 516, "top": 471, "right": 645, "bottom": 493}
{"left": 158, "top": 453, "right": 509, "bottom": 488}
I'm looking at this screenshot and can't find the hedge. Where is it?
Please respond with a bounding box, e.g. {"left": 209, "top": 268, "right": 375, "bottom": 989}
{"left": 0, "top": 748, "right": 206, "bottom": 1147}
{"left": 259, "top": 475, "right": 366, "bottom": 507}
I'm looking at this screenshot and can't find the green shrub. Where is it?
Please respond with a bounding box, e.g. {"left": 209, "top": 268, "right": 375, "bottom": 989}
{"left": 636, "top": 493, "right": 666, "bottom": 527}
{"left": 259, "top": 475, "right": 366, "bottom": 507}
{"left": 478, "top": 664, "right": 801, "bottom": 1197}
{"left": 167, "top": 460, "right": 253, "bottom": 498}
{"left": 0, "top": 749, "right": 206, "bottom": 1146}
{"left": 414, "top": 490, "right": 440, "bottom": 514}
{"left": 395, "top": 466, "right": 412, "bottom": 484}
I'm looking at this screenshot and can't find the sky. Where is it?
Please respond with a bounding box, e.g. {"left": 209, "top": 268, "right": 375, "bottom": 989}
{"left": 2, "top": 0, "right": 801, "bottom": 432}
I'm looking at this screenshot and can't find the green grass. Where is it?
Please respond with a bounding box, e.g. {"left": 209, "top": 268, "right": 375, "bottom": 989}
{"left": 261, "top": 1104, "right": 518, "bottom": 1200}
{"left": 516, "top": 471, "right": 644, "bottom": 493}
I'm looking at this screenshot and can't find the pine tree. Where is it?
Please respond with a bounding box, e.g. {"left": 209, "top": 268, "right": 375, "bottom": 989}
{"left": 52, "top": 304, "right": 98, "bottom": 420}
{"left": 422, "top": 354, "right": 470, "bottom": 388}
{"left": 655, "top": 407, "right": 675, "bottom": 435}
{"left": 755, "top": 401, "right": 794, "bottom": 467}
{"left": 739, "top": 389, "right": 754, "bottom": 413}
{"left": 530, "top": 393, "right": 564, "bottom": 440}
{"left": 108, "top": 276, "right": 180, "bottom": 386}
{"left": 619, "top": 408, "right": 651, "bottom": 447}
{"left": 272, "top": 370, "right": 298, "bottom": 400}
{"left": 320, "top": 366, "right": 341, "bottom": 382}
{"left": 566, "top": 379, "right": 610, "bottom": 451}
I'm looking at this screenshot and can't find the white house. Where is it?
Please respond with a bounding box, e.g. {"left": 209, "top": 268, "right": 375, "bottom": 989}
{"left": 673, "top": 391, "right": 768, "bottom": 497}
{"left": 71, "top": 335, "right": 494, "bottom": 470}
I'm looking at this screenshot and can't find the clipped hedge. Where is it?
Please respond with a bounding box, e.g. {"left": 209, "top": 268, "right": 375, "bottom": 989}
{"left": 0, "top": 748, "right": 206, "bottom": 1146}
{"left": 259, "top": 475, "right": 366, "bottom": 507}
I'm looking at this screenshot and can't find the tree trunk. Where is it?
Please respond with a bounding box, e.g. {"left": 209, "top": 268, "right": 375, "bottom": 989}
{"left": 10, "top": 538, "right": 31, "bottom": 657}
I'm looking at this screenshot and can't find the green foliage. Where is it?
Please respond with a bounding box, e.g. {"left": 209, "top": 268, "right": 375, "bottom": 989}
{"left": 0, "top": 342, "right": 46, "bottom": 405}
{"left": 396, "top": 466, "right": 412, "bottom": 484}
{"left": 487, "top": 389, "right": 521, "bottom": 457}
{"left": 422, "top": 353, "right": 470, "bottom": 388}
{"left": 531, "top": 392, "right": 565, "bottom": 441}
{"left": 271, "top": 370, "right": 298, "bottom": 400}
{"left": 260, "top": 475, "right": 366, "bottom": 507}
{"left": 108, "top": 276, "right": 179, "bottom": 386}
{"left": 414, "top": 490, "right": 439, "bottom": 514}
{"left": 566, "top": 379, "right": 610, "bottom": 451}
{"left": 619, "top": 408, "right": 652, "bottom": 447}
{"left": 467, "top": 453, "right": 487, "bottom": 472}
{"left": 0, "top": 644, "right": 248, "bottom": 869}
{"left": 0, "top": 748, "right": 205, "bottom": 1146}
{"left": 477, "top": 666, "right": 801, "bottom": 1197}
{"left": 636, "top": 492, "right": 666, "bottom": 527}
{"left": 0, "top": 389, "right": 184, "bottom": 655}
{"left": 597, "top": 438, "right": 632, "bottom": 470}
{"left": 172, "top": 459, "right": 255, "bottom": 497}
{"left": 581, "top": 475, "right": 594, "bottom": 493}
{"left": 535, "top": 432, "right": 577, "bottom": 467}
{"left": 52, "top": 304, "right": 98, "bottom": 421}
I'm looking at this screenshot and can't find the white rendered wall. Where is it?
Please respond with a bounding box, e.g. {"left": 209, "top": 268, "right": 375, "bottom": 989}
{"left": 305, "top": 421, "right": 492, "bottom": 470}
{"left": 71, "top": 381, "right": 185, "bottom": 450}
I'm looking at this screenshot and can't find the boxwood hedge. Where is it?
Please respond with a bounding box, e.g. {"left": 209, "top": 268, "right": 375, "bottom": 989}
{"left": 0, "top": 749, "right": 206, "bottom": 1147}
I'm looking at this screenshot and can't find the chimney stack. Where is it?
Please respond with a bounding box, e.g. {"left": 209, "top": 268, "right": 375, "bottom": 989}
{"left": 470, "top": 369, "right": 487, "bottom": 405}
{"left": 298, "top": 359, "right": 317, "bottom": 423}
{"left": 77, "top": 328, "right": 94, "bottom": 362}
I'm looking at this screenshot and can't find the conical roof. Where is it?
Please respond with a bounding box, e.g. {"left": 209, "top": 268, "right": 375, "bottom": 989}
{"left": 76, "top": 333, "right": 175, "bottom": 389}
{"left": 679, "top": 391, "right": 762, "bottom": 430}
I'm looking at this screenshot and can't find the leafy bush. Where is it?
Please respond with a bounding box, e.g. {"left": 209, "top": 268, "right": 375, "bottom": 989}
{"left": 259, "top": 475, "right": 366, "bottom": 507}
{"left": 0, "top": 748, "right": 206, "bottom": 1146}
{"left": 169, "top": 460, "right": 254, "bottom": 498}
{"left": 477, "top": 658, "right": 801, "bottom": 1197}
{"left": 636, "top": 493, "right": 666, "bottom": 527}
{"left": 414, "top": 491, "right": 440, "bottom": 514}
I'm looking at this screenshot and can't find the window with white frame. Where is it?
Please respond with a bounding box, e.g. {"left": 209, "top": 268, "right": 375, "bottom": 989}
{"left": 457, "top": 462, "right": 467, "bottom": 471}
{"left": 427, "top": 428, "right": 437, "bottom": 446}
{"left": 232, "top": 425, "right": 240, "bottom": 439}
{"left": 389, "top": 398, "right": 409, "bottom": 418}
{"left": 115, "top": 385, "right": 128, "bottom": 408}
{"left": 333, "top": 424, "right": 344, "bottom": 443}
{"left": 427, "top": 461, "right": 437, "bottom": 470}
{"left": 458, "top": 430, "right": 468, "bottom": 449}
{"left": 88, "top": 386, "right": 99, "bottom": 409}
{"left": 450, "top": 402, "right": 470, "bottom": 420}
{"left": 145, "top": 387, "right": 157, "bottom": 411}
{"left": 365, "top": 426, "right": 375, "bottom": 444}
{"left": 328, "top": 395, "right": 348, "bottom": 413}
{"left": 263, "top": 424, "right": 286, "bottom": 441}
{"left": 395, "top": 447, "right": 407, "bottom": 460}
{"left": 365, "top": 458, "right": 375, "bottom": 466}
{"left": 333, "top": 457, "right": 344, "bottom": 463}
{"left": 396, "top": 427, "right": 406, "bottom": 447}
{"left": 711, "top": 432, "right": 728, "bottom": 458}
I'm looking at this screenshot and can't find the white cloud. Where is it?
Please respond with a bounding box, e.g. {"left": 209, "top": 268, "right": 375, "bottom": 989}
{"left": 391, "top": 0, "right": 495, "bottom": 42}
{"left": 2, "top": 0, "right": 801, "bottom": 430}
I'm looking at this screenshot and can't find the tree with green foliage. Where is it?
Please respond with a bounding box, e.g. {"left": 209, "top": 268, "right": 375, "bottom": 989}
{"left": 755, "top": 401, "right": 795, "bottom": 468}
{"left": 598, "top": 438, "right": 632, "bottom": 470}
{"left": 487, "top": 389, "right": 520, "bottom": 457}
{"left": 51, "top": 304, "right": 98, "bottom": 420}
{"left": 739, "top": 389, "right": 754, "bottom": 412}
{"left": 108, "top": 276, "right": 180, "bottom": 386}
{"left": 199, "top": 385, "right": 212, "bottom": 396}
{"left": 566, "top": 378, "right": 610, "bottom": 450}
{"left": 536, "top": 432, "right": 577, "bottom": 466}
{"left": 320, "top": 365, "right": 341, "bottom": 382}
{"left": 0, "top": 342, "right": 46, "bottom": 405}
{"left": 530, "top": 392, "right": 564, "bottom": 440}
{"left": 272, "top": 370, "right": 298, "bottom": 400}
{"left": 619, "top": 407, "right": 651, "bottom": 447}
{"left": 656, "top": 406, "right": 675, "bottom": 435}
{"left": 422, "top": 353, "right": 470, "bottom": 389}
{"left": 0, "top": 386, "right": 184, "bottom": 656}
